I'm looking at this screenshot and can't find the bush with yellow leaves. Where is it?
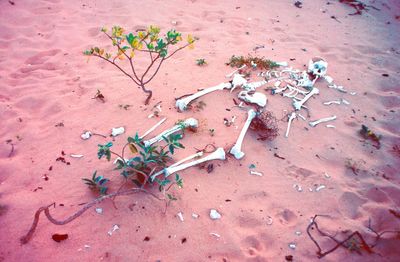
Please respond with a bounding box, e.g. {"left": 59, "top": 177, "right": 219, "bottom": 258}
{"left": 84, "top": 25, "right": 196, "bottom": 104}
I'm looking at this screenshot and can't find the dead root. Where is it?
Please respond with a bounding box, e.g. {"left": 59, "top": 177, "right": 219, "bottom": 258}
{"left": 20, "top": 188, "right": 165, "bottom": 245}
{"left": 250, "top": 111, "right": 279, "bottom": 141}
{"left": 307, "top": 215, "right": 400, "bottom": 259}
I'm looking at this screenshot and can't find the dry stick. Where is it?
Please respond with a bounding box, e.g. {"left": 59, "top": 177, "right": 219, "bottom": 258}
{"left": 20, "top": 187, "right": 164, "bottom": 245}
{"left": 307, "top": 215, "right": 399, "bottom": 258}
{"left": 8, "top": 143, "right": 14, "bottom": 158}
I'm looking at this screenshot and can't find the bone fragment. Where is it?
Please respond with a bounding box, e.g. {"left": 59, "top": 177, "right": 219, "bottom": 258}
{"left": 243, "top": 80, "right": 267, "bottom": 91}
{"left": 292, "top": 87, "right": 319, "bottom": 110}
{"left": 323, "top": 100, "right": 341, "bottom": 105}
{"left": 143, "top": 118, "right": 198, "bottom": 147}
{"left": 238, "top": 91, "right": 267, "bottom": 107}
{"left": 230, "top": 109, "right": 257, "bottom": 159}
{"left": 176, "top": 83, "right": 232, "bottom": 111}
{"left": 285, "top": 112, "right": 297, "bottom": 138}
{"left": 163, "top": 147, "right": 226, "bottom": 177}
{"left": 309, "top": 115, "right": 337, "bottom": 127}
{"left": 140, "top": 117, "right": 167, "bottom": 139}
{"left": 230, "top": 74, "right": 248, "bottom": 92}
{"left": 111, "top": 127, "right": 125, "bottom": 137}
{"left": 225, "top": 65, "right": 246, "bottom": 78}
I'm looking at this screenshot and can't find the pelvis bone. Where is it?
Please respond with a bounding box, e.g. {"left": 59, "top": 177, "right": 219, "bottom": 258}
{"left": 238, "top": 91, "right": 267, "bottom": 107}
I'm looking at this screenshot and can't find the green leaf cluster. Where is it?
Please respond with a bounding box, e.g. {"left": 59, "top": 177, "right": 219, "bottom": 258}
{"left": 82, "top": 171, "right": 109, "bottom": 195}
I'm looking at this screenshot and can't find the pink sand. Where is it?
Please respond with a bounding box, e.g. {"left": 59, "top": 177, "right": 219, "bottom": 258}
{"left": 1, "top": 0, "right": 400, "bottom": 261}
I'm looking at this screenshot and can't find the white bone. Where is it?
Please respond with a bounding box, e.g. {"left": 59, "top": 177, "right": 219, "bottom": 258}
{"left": 143, "top": 118, "right": 198, "bottom": 147}
{"left": 163, "top": 147, "right": 226, "bottom": 177}
{"left": 230, "top": 74, "right": 248, "bottom": 92}
{"left": 323, "top": 100, "right": 341, "bottom": 105}
{"left": 297, "top": 113, "right": 306, "bottom": 121}
{"left": 150, "top": 151, "right": 204, "bottom": 180}
{"left": 140, "top": 117, "right": 167, "bottom": 139}
{"left": 323, "top": 75, "right": 334, "bottom": 84}
{"left": 111, "top": 127, "right": 125, "bottom": 137}
{"left": 308, "top": 58, "right": 328, "bottom": 77}
{"left": 238, "top": 91, "right": 267, "bottom": 107}
{"left": 309, "top": 115, "right": 336, "bottom": 127}
{"left": 176, "top": 83, "right": 232, "bottom": 111}
{"left": 285, "top": 112, "right": 296, "bottom": 138}
{"left": 243, "top": 80, "right": 267, "bottom": 91}
{"left": 276, "top": 61, "right": 288, "bottom": 67}
{"left": 341, "top": 98, "right": 350, "bottom": 105}
{"left": 292, "top": 87, "right": 319, "bottom": 110}
{"left": 225, "top": 65, "right": 246, "bottom": 78}
{"left": 230, "top": 109, "right": 257, "bottom": 159}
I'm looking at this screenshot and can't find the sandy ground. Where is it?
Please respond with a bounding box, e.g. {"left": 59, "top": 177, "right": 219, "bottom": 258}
{"left": 1, "top": 0, "right": 400, "bottom": 261}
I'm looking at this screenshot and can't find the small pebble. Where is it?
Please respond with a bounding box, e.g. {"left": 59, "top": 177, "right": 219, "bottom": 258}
{"left": 95, "top": 207, "right": 103, "bottom": 214}
{"left": 288, "top": 243, "right": 296, "bottom": 249}
{"left": 81, "top": 131, "right": 92, "bottom": 140}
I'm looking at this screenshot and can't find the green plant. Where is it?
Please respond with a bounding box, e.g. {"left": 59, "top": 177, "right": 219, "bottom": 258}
{"left": 82, "top": 171, "right": 109, "bottom": 195}
{"left": 226, "top": 55, "right": 279, "bottom": 71}
{"left": 84, "top": 25, "right": 197, "bottom": 105}
{"left": 196, "top": 58, "right": 207, "bottom": 66}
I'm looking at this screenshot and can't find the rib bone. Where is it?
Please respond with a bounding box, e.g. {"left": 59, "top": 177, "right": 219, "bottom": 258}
{"left": 292, "top": 87, "right": 319, "bottom": 110}
{"left": 140, "top": 117, "right": 167, "bottom": 139}
{"left": 143, "top": 118, "right": 198, "bottom": 147}
{"left": 230, "top": 109, "right": 257, "bottom": 159}
{"left": 285, "top": 112, "right": 297, "bottom": 138}
{"left": 309, "top": 115, "right": 336, "bottom": 127}
{"left": 176, "top": 83, "right": 232, "bottom": 111}
{"left": 163, "top": 147, "right": 226, "bottom": 177}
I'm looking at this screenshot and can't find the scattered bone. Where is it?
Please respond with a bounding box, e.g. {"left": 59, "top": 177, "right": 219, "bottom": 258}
{"left": 238, "top": 91, "right": 267, "bottom": 107}
{"left": 315, "top": 185, "right": 326, "bottom": 192}
{"left": 293, "top": 184, "right": 303, "bottom": 192}
{"left": 293, "top": 87, "right": 319, "bottom": 110}
{"left": 143, "top": 118, "right": 198, "bottom": 147}
{"left": 309, "top": 115, "right": 337, "bottom": 127}
{"left": 148, "top": 103, "right": 162, "bottom": 118}
{"left": 210, "top": 232, "right": 221, "bottom": 238}
{"left": 225, "top": 65, "right": 246, "bottom": 78}
{"left": 81, "top": 131, "right": 92, "bottom": 140}
{"left": 326, "top": 124, "right": 336, "bottom": 128}
{"left": 288, "top": 243, "right": 297, "bottom": 250}
{"left": 323, "top": 100, "right": 341, "bottom": 105}
{"left": 177, "top": 212, "right": 184, "bottom": 222}
{"left": 140, "top": 117, "right": 167, "bottom": 139}
{"left": 192, "top": 213, "right": 199, "bottom": 219}
{"left": 324, "top": 172, "right": 331, "bottom": 179}
{"left": 341, "top": 98, "right": 350, "bottom": 105}
{"left": 250, "top": 170, "right": 263, "bottom": 176}
{"left": 243, "top": 80, "right": 267, "bottom": 91}
{"left": 230, "top": 109, "right": 257, "bottom": 159}
{"left": 95, "top": 207, "right": 103, "bottom": 214}
{"left": 113, "top": 157, "right": 129, "bottom": 165}
{"left": 176, "top": 83, "right": 232, "bottom": 111}
{"left": 285, "top": 112, "right": 297, "bottom": 138}
{"left": 210, "top": 209, "right": 222, "bottom": 220}
{"left": 70, "top": 154, "right": 84, "bottom": 158}
{"left": 163, "top": 147, "right": 226, "bottom": 177}
{"left": 107, "top": 224, "right": 120, "bottom": 236}
{"left": 111, "top": 127, "right": 125, "bottom": 137}
{"left": 274, "top": 81, "right": 282, "bottom": 87}
{"left": 295, "top": 231, "right": 302, "bottom": 236}
{"left": 323, "top": 75, "right": 334, "bottom": 84}
{"left": 276, "top": 61, "right": 288, "bottom": 67}
{"left": 350, "top": 92, "right": 357, "bottom": 96}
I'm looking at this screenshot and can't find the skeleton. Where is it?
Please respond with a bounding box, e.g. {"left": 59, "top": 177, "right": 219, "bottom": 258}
{"left": 285, "top": 112, "right": 297, "bottom": 138}
{"left": 143, "top": 118, "right": 198, "bottom": 147}
{"left": 230, "top": 109, "right": 257, "bottom": 159}
{"left": 243, "top": 80, "right": 267, "bottom": 91}
{"left": 292, "top": 87, "right": 319, "bottom": 110}
{"left": 238, "top": 91, "right": 267, "bottom": 107}
{"left": 309, "top": 115, "right": 337, "bottom": 127}
{"left": 225, "top": 64, "right": 246, "bottom": 78}
{"left": 162, "top": 147, "right": 226, "bottom": 177}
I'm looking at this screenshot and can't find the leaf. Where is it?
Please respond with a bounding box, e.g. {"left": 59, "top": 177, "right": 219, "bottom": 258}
{"left": 169, "top": 144, "right": 175, "bottom": 155}
{"left": 167, "top": 194, "right": 177, "bottom": 201}
{"left": 187, "top": 34, "right": 195, "bottom": 44}
{"left": 129, "top": 143, "right": 138, "bottom": 154}
{"left": 159, "top": 49, "right": 167, "bottom": 58}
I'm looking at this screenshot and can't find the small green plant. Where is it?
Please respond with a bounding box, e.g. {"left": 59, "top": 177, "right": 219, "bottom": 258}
{"left": 82, "top": 171, "right": 109, "bottom": 195}
{"left": 84, "top": 25, "right": 197, "bottom": 105}
{"left": 196, "top": 58, "right": 207, "bottom": 66}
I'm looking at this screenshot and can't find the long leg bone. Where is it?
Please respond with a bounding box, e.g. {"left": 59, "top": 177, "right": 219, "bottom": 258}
{"left": 309, "top": 115, "right": 336, "bottom": 127}
{"left": 176, "top": 83, "right": 232, "bottom": 111}
{"left": 150, "top": 151, "right": 204, "bottom": 180}
{"left": 163, "top": 147, "right": 226, "bottom": 177}
{"left": 226, "top": 65, "right": 246, "bottom": 78}
{"left": 292, "top": 87, "right": 319, "bottom": 110}
{"left": 143, "top": 118, "right": 198, "bottom": 147}
{"left": 285, "top": 112, "right": 297, "bottom": 138}
{"left": 140, "top": 117, "right": 167, "bottom": 139}
{"left": 230, "top": 109, "right": 257, "bottom": 159}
